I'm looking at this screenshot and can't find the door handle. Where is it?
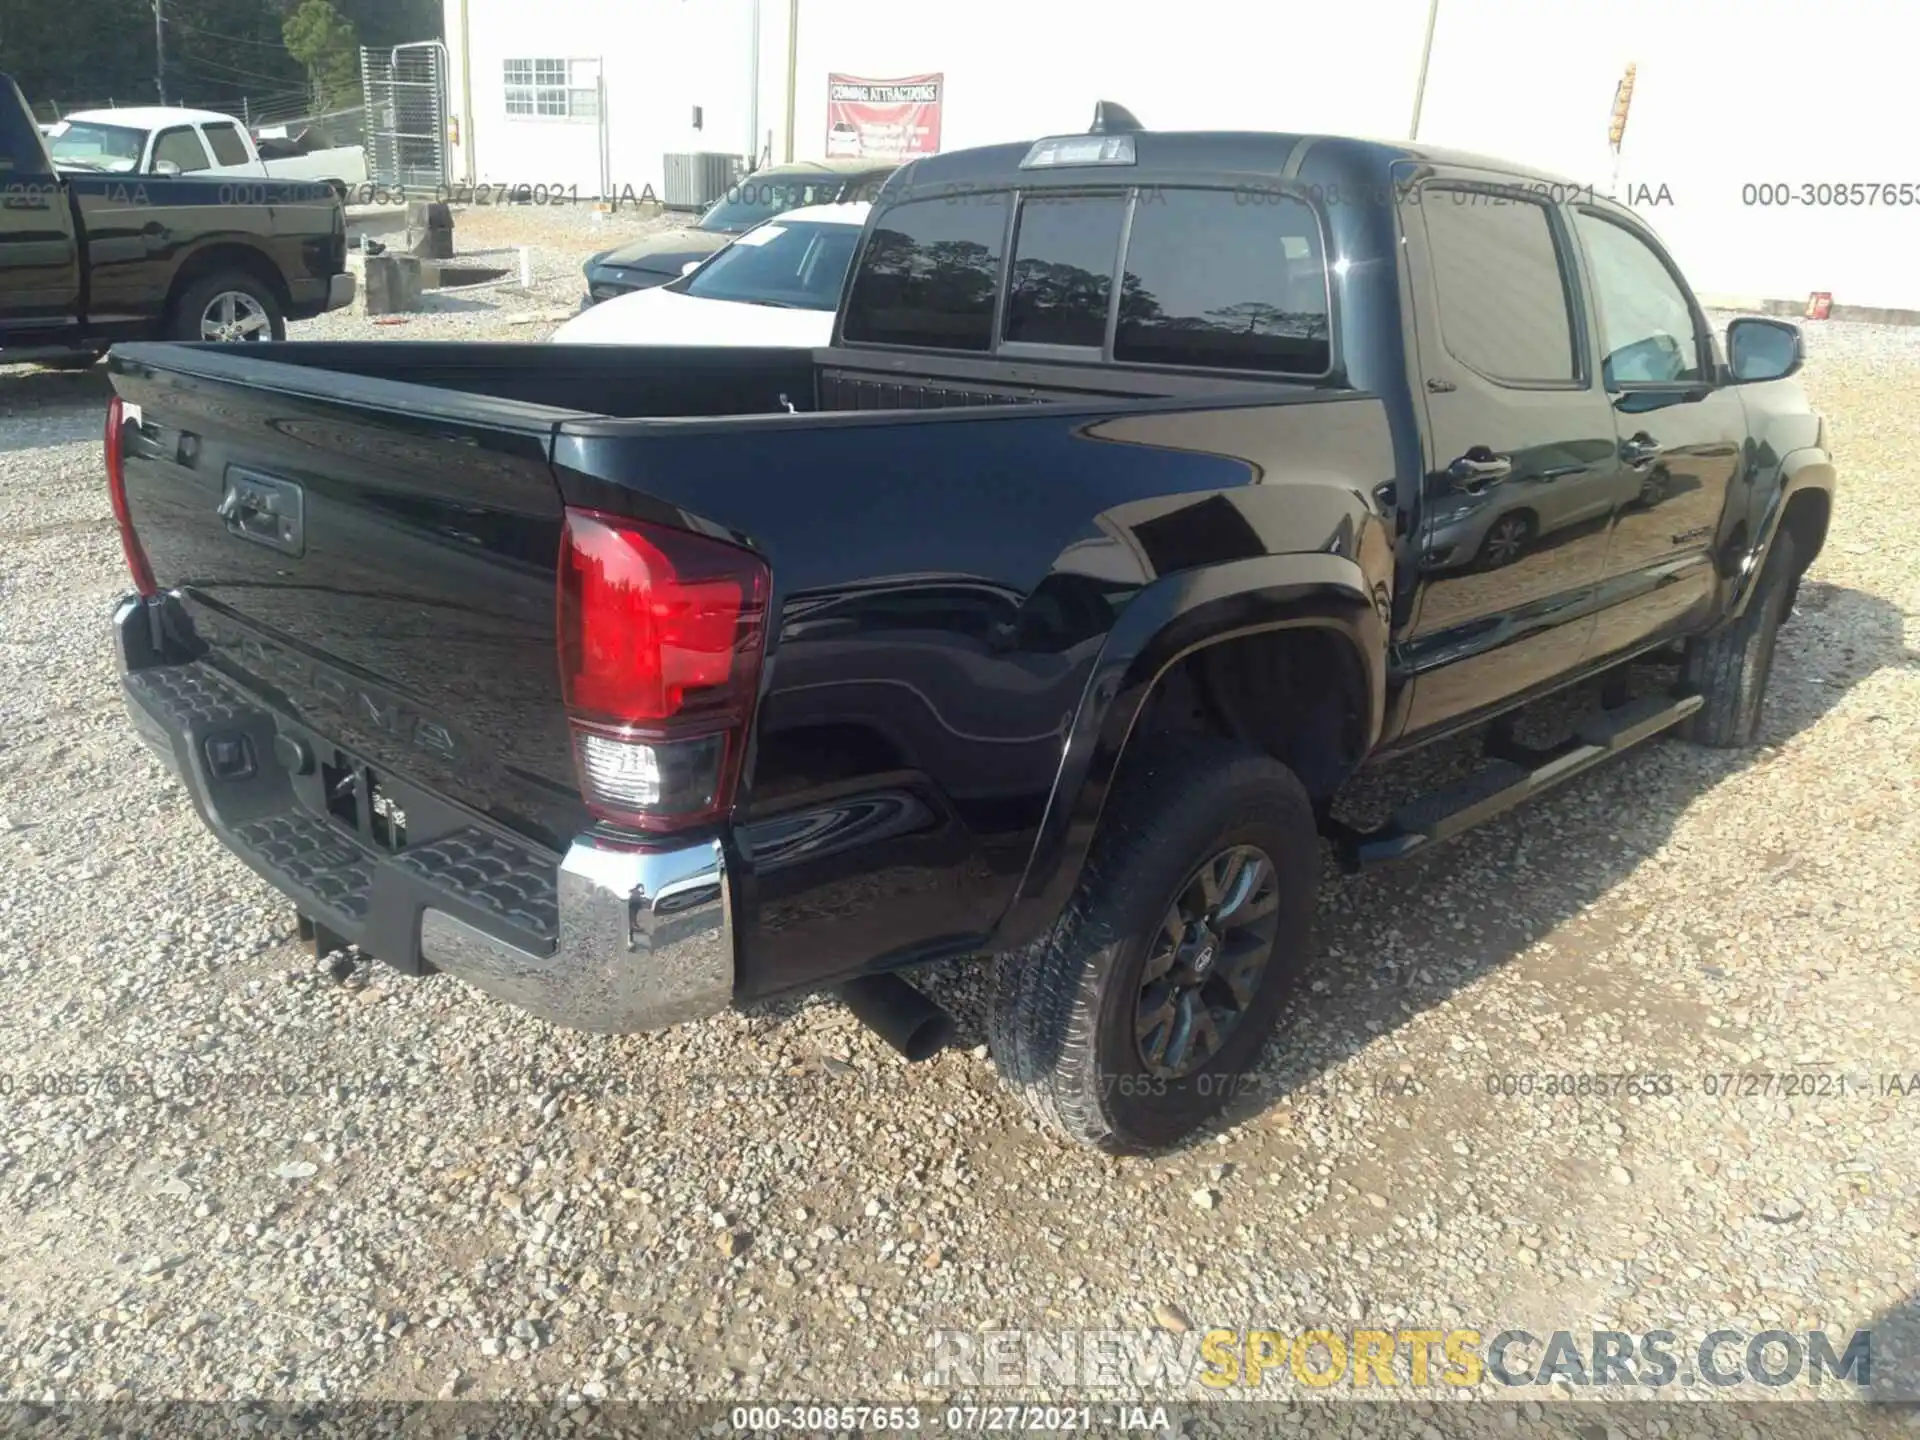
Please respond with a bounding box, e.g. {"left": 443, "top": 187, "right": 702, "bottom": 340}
{"left": 1619, "top": 433, "right": 1662, "bottom": 468}
{"left": 1445, "top": 447, "right": 1513, "bottom": 491}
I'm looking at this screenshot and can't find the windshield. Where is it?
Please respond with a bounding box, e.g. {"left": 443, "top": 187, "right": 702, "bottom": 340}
{"left": 696, "top": 177, "right": 854, "bottom": 234}
{"left": 677, "top": 220, "right": 862, "bottom": 311}
{"left": 47, "top": 121, "right": 147, "bottom": 172}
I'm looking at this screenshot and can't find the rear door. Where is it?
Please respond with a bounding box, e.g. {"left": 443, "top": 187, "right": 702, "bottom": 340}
{"left": 0, "top": 76, "right": 81, "bottom": 339}
{"left": 1397, "top": 169, "right": 1624, "bottom": 738}
{"left": 1569, "top": 203, "right": 1745, "bottom": 661}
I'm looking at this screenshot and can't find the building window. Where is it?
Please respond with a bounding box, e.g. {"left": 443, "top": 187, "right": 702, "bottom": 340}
{"left": 504, "top": 59, "right": 595, "bottom": 120}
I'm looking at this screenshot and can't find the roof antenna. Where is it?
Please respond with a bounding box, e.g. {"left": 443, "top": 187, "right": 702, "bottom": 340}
{"left": 1089, "top": 101, "right": 1143, "bottom": 135}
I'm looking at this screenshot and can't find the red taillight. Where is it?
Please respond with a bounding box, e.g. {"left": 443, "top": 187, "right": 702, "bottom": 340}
{"left": 557, "top": 507, "right": 769, "bottom": 833}
{"left": 105, "top": 395, "right": 157, "bottom": 597}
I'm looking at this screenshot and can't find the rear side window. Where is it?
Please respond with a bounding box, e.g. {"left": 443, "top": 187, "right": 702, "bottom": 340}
{"left": 841, "top": 194, "right": 1007, "bottom": 351}
{"left": 152, "top": 126, "right": 211, "bottom": 174}
{"left": 1115, "top": 189, "right": 1330, "bottom": 374}
{"left": 1004, "top": 192, "right": 1126, "bottom": 347}
{"left": 1420, "top": 190, "right": 1578, "bottom": 383}
{"left": 203, "top": 123, "right": 251, "bottom": 167}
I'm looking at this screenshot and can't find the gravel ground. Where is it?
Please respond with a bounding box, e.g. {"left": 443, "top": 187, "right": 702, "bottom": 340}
{"left": 313, "top": 201, "right": 691, "bottom": 341}
{"left": 0, "top": 256, "right": 1916, "bottom": 1438}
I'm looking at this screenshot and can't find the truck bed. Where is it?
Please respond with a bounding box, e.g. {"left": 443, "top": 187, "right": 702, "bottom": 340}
{"left": 107, "top": 337, "right": 1384, "bottom": 1003}
{"left": 136, "top": 339, "right": 1312, "bottom": 417}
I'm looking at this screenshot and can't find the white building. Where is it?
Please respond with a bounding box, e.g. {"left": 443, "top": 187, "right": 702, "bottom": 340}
{"left": 442, "top": 0, "right": 1918, "bottom": 308}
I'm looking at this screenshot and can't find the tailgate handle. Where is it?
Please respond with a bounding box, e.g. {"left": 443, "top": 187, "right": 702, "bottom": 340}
{"left": 218, "top": 469, "right": 306, "bottom": 557}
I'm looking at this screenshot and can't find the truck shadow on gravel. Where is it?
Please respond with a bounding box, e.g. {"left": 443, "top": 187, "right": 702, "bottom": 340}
{"left": 0, "top": 364, "right": 113, "bottom": 450}
{"left": 1862, "top": 1290, "right": 1920, "bottom": 1405}
{"left": 897, "top": 580, "right": 1918, "bottom": 1150}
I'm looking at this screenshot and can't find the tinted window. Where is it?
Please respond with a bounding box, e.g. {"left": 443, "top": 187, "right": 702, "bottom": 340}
{"left": 1421, "top": 190, "right": 1577, "bottom": 382}
{"left": 1004, "top": 192, "right": 1125, "bottom": 347}
{"left": 680, "top": 219, "right": 862, "bottom": 312}
{"left": 842, "top": 194, "right": 1007, "bottom": 351}
{"left": 203, "top": 122, "right": 251, "bottom": 167}
{"left": 152, "top": 127, "right": 211, "bottom": 174}
{"left": 701, "top": 178, "right": 863, "bottom": 233}
{"left": 1115, "top": 189, "right": 1330, "bottom": 373}
{"left": 1573, "top": 210, "right": 1703, "bottom": 385}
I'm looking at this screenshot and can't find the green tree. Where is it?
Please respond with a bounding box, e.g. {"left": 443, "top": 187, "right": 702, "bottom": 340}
{"left": 281, "top": 0, "right": 358, "bottom": 111}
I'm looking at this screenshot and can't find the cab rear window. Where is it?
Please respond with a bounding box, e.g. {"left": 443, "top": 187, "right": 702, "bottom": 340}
{"left": 840, "top": 194, "right": 1007, "bottom": 351}
{"left": 1004, "top": 192, "right": 1126, "bottom": 347}
{"left": 844, "top": 183, "right": 1330, "bottom": 375}
{"left": 1116, "top": 190, "right": 1329, "bottom": 374}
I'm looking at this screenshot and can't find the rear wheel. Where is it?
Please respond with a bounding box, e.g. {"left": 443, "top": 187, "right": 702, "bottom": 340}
{"left": 987, "top": 735, "right": 1319, "bottom": 1153}
{"left": 1477, "top": 510, "right": 1535, "bottom": 569}
{"left": 169, "top": 272, "right": 286, "bottom": 343}
{"left": 1681, "top": 528, "right": 1797, "bottom": 747}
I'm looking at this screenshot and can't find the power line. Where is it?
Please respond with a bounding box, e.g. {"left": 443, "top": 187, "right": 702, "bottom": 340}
{"left": 168, "top": 20, "right": 296, "bottom": 53}
{"left": 173, "top": 52, "right": 307, "bottom": 86}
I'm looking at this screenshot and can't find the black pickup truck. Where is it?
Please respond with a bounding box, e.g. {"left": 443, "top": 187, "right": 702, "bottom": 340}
{"left": 1, "top": 76, "right": 353, "bottom": 366}
{"left": 105, "top": 107, "right": 1833, "bottom": 1152}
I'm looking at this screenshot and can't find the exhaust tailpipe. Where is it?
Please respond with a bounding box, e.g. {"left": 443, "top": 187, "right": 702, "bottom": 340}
{"left": 835, "top": 974, "right": 955, "bottom": 1062}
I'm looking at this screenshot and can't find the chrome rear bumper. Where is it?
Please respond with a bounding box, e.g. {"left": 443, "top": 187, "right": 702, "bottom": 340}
{"left": 115, "top": 594, "right": 734, "bottom": 1033}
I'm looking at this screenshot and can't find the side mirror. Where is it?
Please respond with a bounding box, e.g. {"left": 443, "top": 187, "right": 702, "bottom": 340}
{"left": 152, "top": 159, "right": 182, "bottom": 177}
{"left": 1727, "top": 316, "right": 1803, "bottom": 383}
{"left": 680, "top": 259, "right": 701, "bottom": 276}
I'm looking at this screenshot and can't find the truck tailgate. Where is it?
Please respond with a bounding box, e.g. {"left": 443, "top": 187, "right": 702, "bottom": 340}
{"left": 109, "top": 343, "right": 586, "bottom": 854}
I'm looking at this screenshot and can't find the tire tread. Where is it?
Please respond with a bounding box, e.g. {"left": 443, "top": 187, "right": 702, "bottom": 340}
{"left": 988, "top": 734, "right": 1315, "bottom": 1151}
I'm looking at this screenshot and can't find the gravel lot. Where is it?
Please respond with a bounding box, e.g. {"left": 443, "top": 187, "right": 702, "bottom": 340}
{"left": 1, "top": 223, "right": 1916, "bottom": 1436}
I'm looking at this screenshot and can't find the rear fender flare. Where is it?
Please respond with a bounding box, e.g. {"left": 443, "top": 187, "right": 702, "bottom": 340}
{"left": 992, "top": 552, "right": 1387, "bottom": 952}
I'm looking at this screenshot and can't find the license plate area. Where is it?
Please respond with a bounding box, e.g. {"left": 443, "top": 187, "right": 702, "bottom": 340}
{"left": 320, "top": 750, "right": 409, "bottom": 854}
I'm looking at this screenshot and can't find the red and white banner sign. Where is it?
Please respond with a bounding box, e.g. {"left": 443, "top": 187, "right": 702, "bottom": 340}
{"left": 826, "top": 74, "right": 943, "bottom": 160}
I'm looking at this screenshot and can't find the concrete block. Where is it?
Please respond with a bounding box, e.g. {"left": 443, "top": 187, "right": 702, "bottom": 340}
{"left": 420, "top": 261, "right": 510, "bottom": 288}
{"left": 406, "top": 200, "right": 455, "bottom": 259}
{"left": 363, "top": 254, "right": 425, "bottom": 314}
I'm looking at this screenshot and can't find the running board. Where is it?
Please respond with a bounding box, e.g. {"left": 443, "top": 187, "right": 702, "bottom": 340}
{"left": 1328, "top": 690, "right": 1704, "bottom": 872}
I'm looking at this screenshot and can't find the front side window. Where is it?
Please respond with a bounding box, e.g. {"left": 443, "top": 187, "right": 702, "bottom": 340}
{"left": 202, "top": 122, "right": 251, "bottom": 167}
{"left": 1573, "top": 209, "right": 1704, "bottom": 385}
{"left": 1420, "top": 189, "right": 1578, "bottom": 384}
{"left": 1115, "top": 189, "right": 1331, "bottom": 374}
{"left": 1003, "top": 191, "right": 1125, "bottom": 347}
{"left": 841, "top": 194, "right": 1007, "bottom": 351}
{"left": 678, "top": 220, "right": 862, "bottom": 312}
{"left": 151, "top": 126, "right": 211, "bottom": 174}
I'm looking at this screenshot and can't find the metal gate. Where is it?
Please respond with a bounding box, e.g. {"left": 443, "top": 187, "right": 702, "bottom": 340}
{"left": 362, "top": 41, "right": 450, "bottom": 192}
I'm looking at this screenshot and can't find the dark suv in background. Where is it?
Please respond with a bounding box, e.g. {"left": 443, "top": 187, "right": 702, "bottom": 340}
{"left": 579, "top": 158, "right": 896, "bottom": 305}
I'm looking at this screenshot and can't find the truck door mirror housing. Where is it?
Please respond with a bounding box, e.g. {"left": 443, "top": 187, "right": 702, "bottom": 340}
{"left": 1726, "top": 316, "right": 1803, "bottom": 383}
{"left": 152, "top": 159, "right": 182, "bottom": 177}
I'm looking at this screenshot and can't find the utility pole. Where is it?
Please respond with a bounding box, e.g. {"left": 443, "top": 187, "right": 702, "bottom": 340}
{"left": 747, "top": 0, "right": 762, "bottom": 171}
{"left": 782, "top": 0, "right": 798, "bottom": 162}
{"left": 1408, "top": 0, "right": 1438, "bottom": 141}
{"left": 153, "top": 0, "right": 168, "bottom": 105}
